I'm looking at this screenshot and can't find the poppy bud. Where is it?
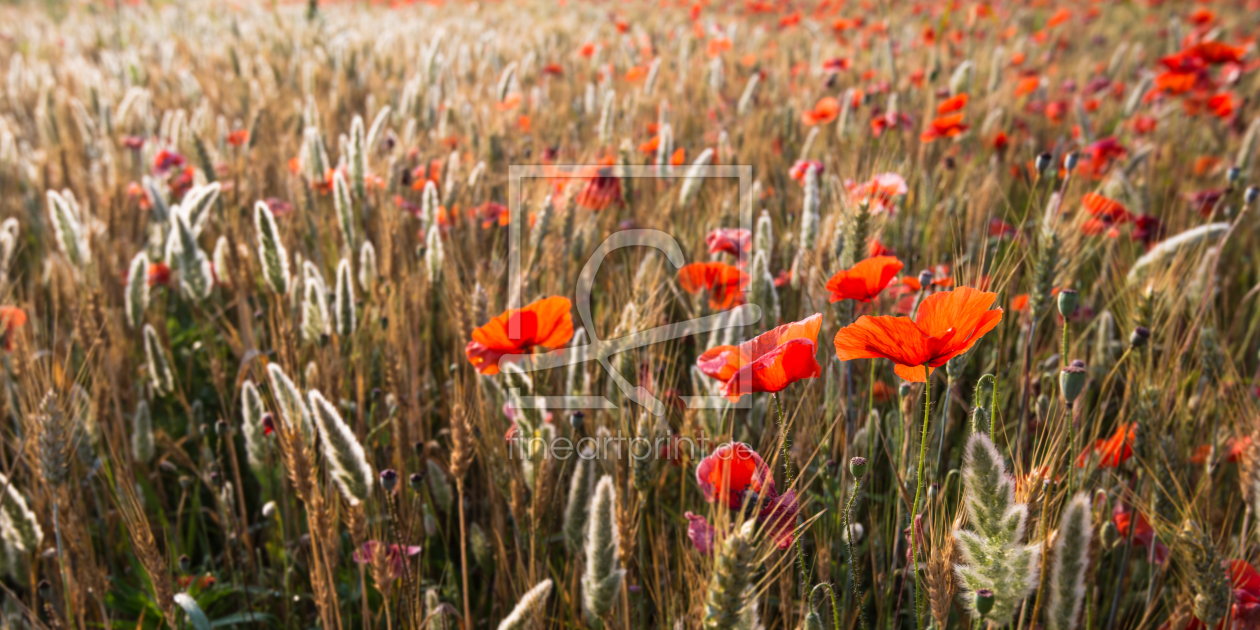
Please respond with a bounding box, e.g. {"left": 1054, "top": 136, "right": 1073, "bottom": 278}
{"left": 1060, "top": 365, "right": 1087, "bottom": 408}
{"left": 37, "top": 580, "right": 51, "bottom": 601}
{"left": 974, "top": 589, "right": 995, "bottom": 616}
{"left": 379, "top": 469, "right": 399, "bottom": 492}
{"left": 850, "top": 456, "right": 868, "bottom": 479}
{"left": 1064, "top": 152, "right": 1078, "bottom": 173}
{"left": 917, "top": 269, "right": 934, "bottom": 289}
{"left": 261, "top": 413, "right": 276, "bottom": 436}
{"left": 1227, "top": 166, "right": 1241, "bottom": 184}
{"left": 409, "top": 472, "right": 425, "bottom": 493}
{"left": 1130, "top": 326, "right": 1150, "bottom": 349}
{"left": 1247, "top": 186, "right": 1259, "bottom": 205}
{"left": 569, "top": 411, "right": 585, "bottom": 431}
{"left": 179, "top": 555, "right": 191, "bottom": 573}
{"left": 826, "top": 459, "right": 838, "bottom": 476}
{"left": 899, "top": 382, "right": 913, "bottom": 399}
{"left": 1057, "top": 289, "right": 1079, "bottom": 317}
{"left": 178, "top": 475, "right": 192, "bottom": 489}
{"left": 1101, "top": 521, "right": 1120, "bottom": 549}
{"left": 928, "top": 482, "right": 939, "bottom": 500}
{"left": 1036, "top": 152, "right": 1053, "bottom": 173}
{"left": 803, "top": 610, "right": 825, "bottom": 630}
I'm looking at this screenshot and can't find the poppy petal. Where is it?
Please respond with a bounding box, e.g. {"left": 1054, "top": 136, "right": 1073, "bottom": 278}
{"left": 833, "top": 315, "right": 932, "bottom": 367}
{"left": 721, "top": 338, "right": 822, "bottom": 401}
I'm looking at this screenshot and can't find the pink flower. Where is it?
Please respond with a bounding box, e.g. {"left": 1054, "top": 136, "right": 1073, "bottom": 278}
{"left": 352, "top": 541, "right": 422, "bottom": 580}
{"left": 846, "top": 173, "right": 908, "bottom": 214}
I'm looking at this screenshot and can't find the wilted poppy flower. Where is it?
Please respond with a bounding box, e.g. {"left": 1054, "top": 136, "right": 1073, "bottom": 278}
{"left": 0, "top": 307, "right": 25, "bottom": 352}
{"left": 697, "top": 314, "right": 823, "bottom": 401}
{"left": 833, "top": 287, "right": 1003, "bottom": 382}
{"left": 353, "top": 541, "right": 422, "bottom": 580}
{"left": 684, "top": 512, "right": 716, "bottom": 554}
{"left": 706, "top": 228, "right": 752, "bottom": 259}
{"left": 678, "top": 262, "right": 749, "bottom": 310}
{"left": 1111, "top": 507, "right": 1168, "bottom": 565}
{"left": 920, "top": 114, "right": 969, "bottom": 142}
{"left": 802, "top": 96, "right": 841, "bottom": 126}
{"left": 695, "top": 442, "right": 800, "bottom": 549}
{"left": 826, "top": 256, "right": 904, "bottom": 303}
{"left": 846, "top": 173, "right": 908, "bottom": 214}
{"left": 465, "top": 296, "right": 574, "bottom": 375}
{"left": 1077, "top": 422, "right": 1135, "bottom": 468}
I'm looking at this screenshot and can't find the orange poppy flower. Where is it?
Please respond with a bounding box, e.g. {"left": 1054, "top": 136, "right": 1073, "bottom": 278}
{"left": 1010, "top": 293, "right": 1030, "bottom": 312}
{"left": 148, "top": 262, "right": 172, "bottom": 287}
{"left": 670, "top": 147, "right": 686, "bottom": 167}
{"left": 802, "top": 96, "right": 841, "bottom": 126}
{"left": 496, "top": 93, "right": 523, "bottom": 112}
{"left": 825, "top": 256, "right": 903, "bottom": 303}
{"left": 936, "top": 93, "right": 969, "bottom": 114}
{"left": 678, "top": 262, "right": 749, "bottom": 310}
{"left": 574, "top": 157, "right": 621, "bottom": 211}
{"left": 465, "top": 296, "right": 575, "bottom": 375}
{"left": 639, "top": 136, "right": 661, "bottom": 154}
{"left": 697, "top": 314, "right": 823, "bottom": 401}
{"left": 1014, "top": 76, "right": 1041, "bottom": 97}
{"left": 1082, "top": 192, "right": 1132, "bottom": 223}
{"left": 1077, "top": 423, "right": 1135, "bottom": 468}
{"left": 625, "top": 66, "right": 648, "bottom": 82}
{"left": 833, "top": 287, "right": 1003, "bottom": 382}
{"left": 0, "top": 306, "right": 25, "bottom": 352}
{"left": 920, "top": 114, "right": 969, "bottom": 143}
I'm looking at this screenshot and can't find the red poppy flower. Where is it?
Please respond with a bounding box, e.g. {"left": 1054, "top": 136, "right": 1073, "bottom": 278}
{"left": 833, "top": 287, "right": 1003, "bottom": 382}
{"left": 465, "top": 297, "right": 574, "bottom": 375}
{"left": 1077, "top": 423, "right": 1135, "bottom": 468}
{"left": 1082, "top": 192, "right": 1133, "bottom": 224}
{"left": 0, "top": 307, "right": 25, "bottom": 352}
{"left": 868, "top": 239, "right": 894, "bottom": 257}
{"left": 226, "top": 129, "right": 249, "bottom": 147}
{"left": 920, "top": 114, "right": 969, "bottom": 143}
{"left": 695, "top": 442, "right": 800, "bottom": 549}
{"left": 697, "top": 314, "right": 823, "bottom": 401}
{"left": 542, "top": 63, "right": 564, "bottom": 76}
{"left": 789, "top": 160, "right": 824, "bottom": 183}
{"left": 575, "top": 157, "right": 621, "bottom": 211}
{"left": 153, "top": 149, "right": 186, "bottom": 173}
{"left": 1112, "top": 506, "right": 1168, "bottom": 565}
{"left": 670, "top": 147, "right": 686, "bottom": 167}
{"left": 846, "top": 173, "right": 908, "bottom": 214}
{"left": 1010, "top": 293, "right": 1030, "bottom": 312}
{"left": 802, "top": 96, "right": 841, "bottom": 126}
{"left": 122, "top": 136, "right": 146, "bottom": 150}
{"left": 706, "top": 228, "right": 752, "bottom": 259}
{"left": 937, "top": 93, "right": 969, "bottom": 114}
{"left": 1186, "top": 41, "right": 1246, "bottom": 65}
{"left": 825, "top": 256, "right": 904, "bottom": 303}
{"left": 1208, "top": 92, "right": 1236, "bottom": 118}
{"left": 148, "top": 262, "right": 172, "bottom": 287}
{"left": 678, "top": 262, "right": 749, "bottom": 310}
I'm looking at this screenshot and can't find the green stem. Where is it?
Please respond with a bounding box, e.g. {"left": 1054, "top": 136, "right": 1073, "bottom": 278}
{"left": 910, "top": 364, "right": 932, "bottom": 630}
{"left": 773, "top": 393, "right": 811, "bottom": 608}
{"left": 844, "top": 480, "right": 869, "bottom": 630}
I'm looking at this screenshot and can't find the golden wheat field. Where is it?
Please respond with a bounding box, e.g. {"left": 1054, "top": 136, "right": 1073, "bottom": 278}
{"left": 1, "top": 0, "right": 1260, "bottom": 629}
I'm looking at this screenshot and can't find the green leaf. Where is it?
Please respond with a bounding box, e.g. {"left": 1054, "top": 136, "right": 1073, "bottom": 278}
{"left": 175, "top": 593, "right": 212, "bottom": 630}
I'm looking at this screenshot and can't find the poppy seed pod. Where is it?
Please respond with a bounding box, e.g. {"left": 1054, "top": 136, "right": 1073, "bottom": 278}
{"left": 1057, "top": 289, "right": 1079, "bottom": 317}
{"left": 1060, "top": 365, "right": 1087, "bottom": 407}
{"left": 409, "top": 472, "right": 425, "bottom": 492}
{"left": 1070, "top": 358, "right": 1086, "bottom": 369}
{"left": 1064, "top": 152, "right": 1078, "bottom": 173}
{"left": 918, "top": 269, "right": 934, "bottom": 288}
{"left": 899, "top": 381, "right": 914, "bottom": 399}
{"left": 179, "top": 555, "right": 191, "bottom": 573}
{"left": 379, "top": 469, "right": 399, "bottom": 492}
{"left": 1130, "top": 326, "right": 1151, "bottom": 348}
{"left": 974, "top": 589, "right": 996, "bottom": 616}
{"left": 1036, "top": 152, "right": 1053, "bottom": 173}
{"left": 1246, "top": 186, "right": 1259, "bottom": 205}
{"left": 569, "top": 410, "right": 585, "bottom": 430}
{"left": 850, "top": 456, "right": 868, "bottom": 479}
{"left": 1227, "top": 166, "right": 1241, "bottom": 184}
